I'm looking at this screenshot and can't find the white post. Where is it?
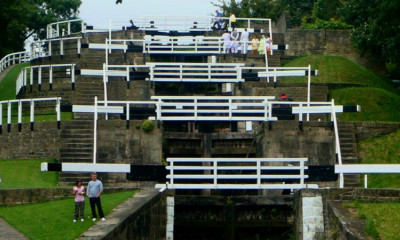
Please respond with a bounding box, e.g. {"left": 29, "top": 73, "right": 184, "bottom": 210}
{"left": 213, "top": 158, "right": 218, "bottom": 188}
{"left": 38, "top": 67, "right": 42, "bottom": 88}
{"left": 307, "top": 64, "right": 311, "bottom": 121}
{"left": 170, "top": 158, "right": 174, "bottom": 185}
{"left": 17, "top": 100, "right": 22, "bottom": 126}
{"left": 332, "top": 99, "right": 344, "bottom": 188}
{"left": 71, "top": 65, "right": 75, "bottom": 85}
{"left": 56, "top": 98, "right": 61, "bottom": 124}
{"left": 30, "top": 100, "right": 34, "bottom": 125}
{"left": 77, "top": 38, "right": 81, "bottom": 56}
{"left": 67, "top": 21, "right": 71, "bottom": 35}
{"left": 300, "top": 159, "right": 305, "bottom": 186}
{"left": 103, "top": 63, "right": 108, "bottom": 120}
{"left": 49, "top": 41, "right": 52, "bottom": 57}
{"left": 60, "top": 40, "right": 64, "bottom": 56}
{"left": 93, "top": 96, "right": 98, "bottom": 164}
{"left": 108, "top": 19, "right": 112, "bottom": 54}
{"left": 364, "top": 175, "right": 368, "bottom": 189}
{"left": 264, "top": 42, "right": 269, "bottom": 83}
{"left": 105, "top": 38, "right": 109, "bottom": 66}
{"left": 30, "top": 67, "right": 33, "bottom": 89}
{"left": 257, "top": 159, "right": 261, "bottom": 187}
{"left": 49, "top": 65, "right": 53, "bottom": 89}
{"left": 7, "top": 101, "right": 11, "bottom": 126}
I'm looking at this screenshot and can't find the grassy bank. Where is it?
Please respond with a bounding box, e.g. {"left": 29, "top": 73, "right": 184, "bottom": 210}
{"left": 0, "top": 63, "right": 30, "bottom": 101}
{"left": 358, "top": 129, "right": 400, "bottom": 189}
{"left": 331, "top": 87, "right": 400, "bottom": 122}
{"left": 0, "top": 159, "right": 58, "bottom": 189}
{"left": 282, "top": 55, "right": 397, "bottom": 94}
{"left": 349, "top": 201, "right": 400, "bottom": 239}
{"left": 0, "top": 191, "right": 137, "bottom": 240}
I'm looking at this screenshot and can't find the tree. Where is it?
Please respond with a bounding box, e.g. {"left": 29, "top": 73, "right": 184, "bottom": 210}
{"left": 0, "top": 0, "right": 81, "bottom": 58}
{"left": 340, "top": 0, "right": 400, "bottom": 77}
{"left": 212, "top": 0, "right": 285, "bottom": 22}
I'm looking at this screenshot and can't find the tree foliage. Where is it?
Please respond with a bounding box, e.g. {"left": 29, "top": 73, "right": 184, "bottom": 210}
{"left": 212, "top": 0, "right": 285, "bottom": 22}
{"left": 0, "top": 0, "right": 81, "bottom": 58}
{"left": 340, "top": 0, "right": 400, "bottom": 77}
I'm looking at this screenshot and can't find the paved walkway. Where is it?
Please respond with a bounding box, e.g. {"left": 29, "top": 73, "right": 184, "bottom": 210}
{"left": 0, "top": 218, "right": 28, "bottom": 240}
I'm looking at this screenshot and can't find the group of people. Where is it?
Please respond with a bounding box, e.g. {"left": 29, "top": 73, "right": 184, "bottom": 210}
{"left": 222, "top": 30, "right": 272, "bottom": 55}
{"left": 214, "top": 10, "right": 272, "bottom": 55}
{"left": 72, "top": 172, "right": 105, "bottom": 223}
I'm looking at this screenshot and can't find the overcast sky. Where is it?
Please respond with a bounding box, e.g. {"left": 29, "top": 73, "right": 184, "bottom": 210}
{"left": 79, "top": 0, "right": 217, "bottom": 26}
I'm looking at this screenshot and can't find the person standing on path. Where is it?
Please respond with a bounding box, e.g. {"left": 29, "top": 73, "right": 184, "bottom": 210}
{"left": 87, "top": 172, "right": 105, "bottom": 222}
{"left": 72, "top": 180, "right": 85, "bottom": 222}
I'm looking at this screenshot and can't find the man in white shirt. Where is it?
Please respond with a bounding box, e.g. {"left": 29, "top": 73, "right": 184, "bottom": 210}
{"left": 241, "top": 28, "right": 250, "bottom": 55}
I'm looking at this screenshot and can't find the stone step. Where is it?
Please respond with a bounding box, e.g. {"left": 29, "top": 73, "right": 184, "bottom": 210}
{"left": 60, "top": 152, "right": 92, "bottom": 158}
{"left": 60, "top": 157, "right": 93, "bottom": 162}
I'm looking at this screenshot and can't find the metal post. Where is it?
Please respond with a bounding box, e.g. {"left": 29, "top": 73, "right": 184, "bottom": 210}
{"left": 93, "top": 96, "right": 98, "bottom": 164}
{"left": 49, "top": 41, "right": 52, "bottom": 57}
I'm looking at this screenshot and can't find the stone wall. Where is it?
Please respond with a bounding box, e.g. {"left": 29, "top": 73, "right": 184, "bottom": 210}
{"left": 0, "top": 122, "right": 61, "bottom": 160}
{"left": 0, "top": 187, "right": 136, "bottom": 206}
{"left": 353, "top": 122, "right": 400, "bottom": 140}
{"left": 78, "top": 188, "right": 166, "bottom": 240}
{"left": 96, "top": 120, "right": 162, "bottom": 165}
{"left": 257, "top": 121, "right": 335, "bottom": 165}
{"left": 284, "top": 29, "right": 385, "bottom": 74}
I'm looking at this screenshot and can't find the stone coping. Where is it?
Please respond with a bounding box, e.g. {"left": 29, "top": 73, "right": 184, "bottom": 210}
{"left": 77, "top": 188, "right": 163, "bottom": 240}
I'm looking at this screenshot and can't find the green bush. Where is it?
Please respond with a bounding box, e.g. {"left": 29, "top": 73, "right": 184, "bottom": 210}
{"left": 141, "top": 120, "right": 154, "bottom": 133}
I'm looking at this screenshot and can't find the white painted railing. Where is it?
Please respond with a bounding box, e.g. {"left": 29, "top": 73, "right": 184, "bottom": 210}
{"left": 151, "top": 96, "right": 277, "bottom": 122}
{"left": 30, "top": 37, "right": 82, "bottom": 59}
{"left": 0, "top": 97, "right": 61, "bottom": 132}
{"left": 0, "top": 52, "right": 30, "bottom": 73}
{"left": 155, "top": 158, "right": 316, "bottom": 190}
{"left": 147, "top": 62, "right": 245, "bottom": 83}
{"left": 16, "top": 64, "right": 76, "bottom": 94}
{"left": 46, "top": 19, "right": 85, "bottom": 39}
{"left": 89, "top": 38, "right": 287, "bottom": 56}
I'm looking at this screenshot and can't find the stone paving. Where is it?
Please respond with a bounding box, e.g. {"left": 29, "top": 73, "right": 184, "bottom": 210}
{"left": 0, "top": 218, "right": 28, "bottom": 240}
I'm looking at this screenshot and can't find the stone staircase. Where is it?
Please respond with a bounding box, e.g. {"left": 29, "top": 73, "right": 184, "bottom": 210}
{"left": 59, "top": 120, "right": 94, "bottom": 186}
{"left": 337, "top": 122, "right": 360, "bottom": 188}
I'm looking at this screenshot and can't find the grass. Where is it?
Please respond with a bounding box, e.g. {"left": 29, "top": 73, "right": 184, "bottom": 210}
{"left": 0, "top": 63, "right": 30, "bottom": 101}
{"left": 353, "top": 201, "right": 400, "bottom": 239}
{"left": 358, "top": 129, "right": 400, "bottom": 189}
{"left": 0, "top": 159, "right": 59, "bottom": 189}
{"left": 330, "top": 87, "right": 400, "bottom": 122}
{"left": 282, "top": 55, "right": 398, "bottom": 94}
{"left": 0, "top": 191, "right": 137, "bottom": 240}
{"left": 2, "top": 110, "right": 74, "bottom": 123}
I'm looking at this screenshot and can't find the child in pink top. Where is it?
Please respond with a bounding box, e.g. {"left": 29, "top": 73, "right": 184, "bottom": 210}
{"left": 72, "top": 180, "right": 85, "bottom": 222}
